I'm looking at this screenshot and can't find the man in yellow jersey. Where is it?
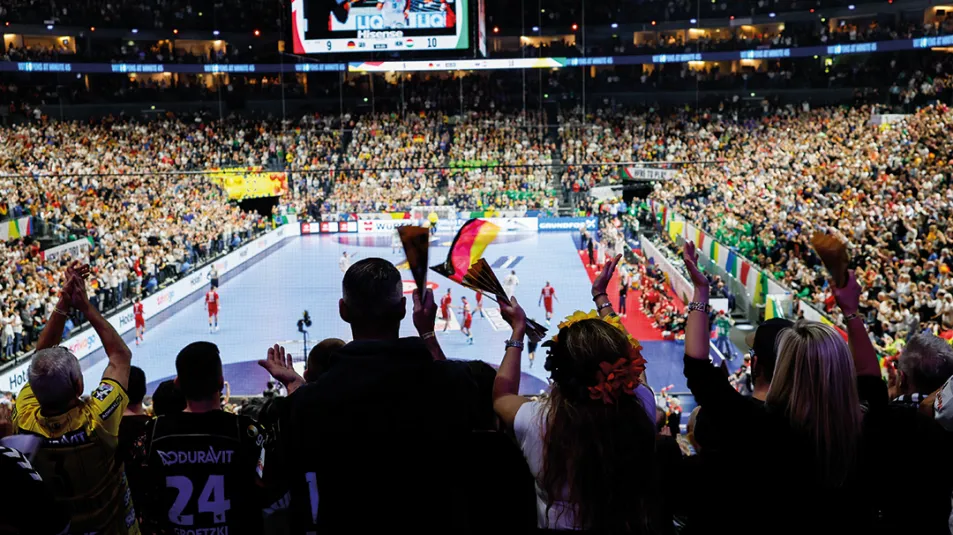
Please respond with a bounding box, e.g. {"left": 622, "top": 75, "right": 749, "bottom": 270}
{"left": 13, "top": 263, "right": 139, "bottom": 535}
{"left": 428, "top": 210, "right": 439, "bottom": 235}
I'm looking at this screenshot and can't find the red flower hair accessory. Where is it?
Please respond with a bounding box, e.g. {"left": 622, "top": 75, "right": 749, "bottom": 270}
{"left": 588, "top": 345, "right": 647, "bottom": 405}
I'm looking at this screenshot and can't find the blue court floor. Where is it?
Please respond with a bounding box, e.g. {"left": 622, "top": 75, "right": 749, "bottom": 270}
{"left": 81, "top": 232, "right": 691, "bottom": 398}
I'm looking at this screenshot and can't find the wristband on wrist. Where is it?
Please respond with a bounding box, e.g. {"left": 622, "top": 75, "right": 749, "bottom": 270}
{"left": 843, "top": 312, "right": 863, "bottom": 323}
{"left": 421, "top": 331, "right": 436, "bottom": 340}
{"left": 687, "top": 301, "right": 708, "bottom": 314}
{"left": 592, "top": 292, "right": 608, "bottom": 302}
{"left": 597, "top": 301, "right": 613, "bottom": 312}
{"left": 53, "top": 307, "right": 69, "bottom": 317}
{"left": 505, "top": 339, "right": 524, "bottom": 351}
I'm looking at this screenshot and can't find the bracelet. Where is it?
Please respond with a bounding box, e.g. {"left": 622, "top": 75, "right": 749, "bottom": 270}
{"left": 687, "top": 301, "right": 708, "bottom": 314}
{"left": 505, "top": 339, "right": 524, "bottom": 351}
{"left": 592, "top": 292, "right": 608, "bottom": 302}
{"left": 844, "top": 313, "right": 863, "bottom": 323}
{"left": 421, "top": 331, "right": 436, "bottom": 340}
{"left": 597, "top": 301, "right": 613, "bottom": 312}
{"left": 53, "top": 307, "right": 69, "bottom": 317}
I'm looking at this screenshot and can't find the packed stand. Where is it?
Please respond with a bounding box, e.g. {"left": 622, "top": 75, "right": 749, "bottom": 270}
{"left": 445, "top": 111, "right": 561, "bottom": 212}
{"left": 0, "top": 114, "right": 342, "bottom": 360}
{"left": 648, "top": 100, "right": 953, "bottom": 345}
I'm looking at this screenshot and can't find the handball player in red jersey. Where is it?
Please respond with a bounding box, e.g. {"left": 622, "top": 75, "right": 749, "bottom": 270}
{"left": 459, "top": 296, "right": 473, "bottom": 345}
{"left": 539, "top": 281, "right": 559, "bottom": 326}
{"left": 474, "top": 290, "right": 484, "bottom": 318}
{"left": 133, "top": 297, "right": 145, "bottom": 346}
{"left": 440, "top": 288, "right": 452, "bottom": 332}
{"left": 205, "top": 284, "right": 220, "bottom": 333}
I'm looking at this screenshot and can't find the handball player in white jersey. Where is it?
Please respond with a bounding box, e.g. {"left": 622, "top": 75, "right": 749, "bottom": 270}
{"left": 377, "top": 0, "right": 409, "bottom": 28}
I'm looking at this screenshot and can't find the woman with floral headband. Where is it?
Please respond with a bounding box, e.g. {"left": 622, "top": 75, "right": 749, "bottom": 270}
{"left": 493, "top": 254, "right": 662, "bottom": 533}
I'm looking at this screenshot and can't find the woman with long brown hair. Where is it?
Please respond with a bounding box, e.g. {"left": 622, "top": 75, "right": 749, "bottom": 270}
{"left": 493, "top": 255, "right": 662, "bottom": 533}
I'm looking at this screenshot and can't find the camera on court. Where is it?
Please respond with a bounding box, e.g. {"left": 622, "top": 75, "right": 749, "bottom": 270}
{"left": 297, "top": 310, "right": 312, "bottom": 333}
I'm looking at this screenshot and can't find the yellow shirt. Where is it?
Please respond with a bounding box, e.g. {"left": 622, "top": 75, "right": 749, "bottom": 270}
{"left": 13, "top": 379, "right": 140, "bottom": 535}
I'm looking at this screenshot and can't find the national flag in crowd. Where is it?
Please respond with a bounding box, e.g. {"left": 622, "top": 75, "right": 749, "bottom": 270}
{"left": 431, "top": 219, "right": 500, "bottom": 283}
{"left": 726, "top": 249, "right": 737, "bottom": 278}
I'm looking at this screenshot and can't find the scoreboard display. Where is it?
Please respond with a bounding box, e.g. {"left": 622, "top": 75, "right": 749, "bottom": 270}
{"left": 291, "top": 0, "right": 469, "bottom": 54}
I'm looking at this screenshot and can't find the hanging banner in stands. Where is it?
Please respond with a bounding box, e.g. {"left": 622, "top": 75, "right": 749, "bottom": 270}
{"left": 40, "top": 237, "right": 93, "bottom": 264}
{"left": 620, "top": 167, "right": 677, "bottom": 181}
{"left": 0, "top": 224, "right": 300, "bottom": 394}
{"left": 207, "top": 167, "right": 289, "bottom": 201}
{"left": 0, "top": 216, "right": 33, "bottom": 241}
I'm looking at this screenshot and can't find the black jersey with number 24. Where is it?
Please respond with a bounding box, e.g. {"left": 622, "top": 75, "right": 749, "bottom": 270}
{"left": 131, "top": 411, "right": 267, "bottom": 535}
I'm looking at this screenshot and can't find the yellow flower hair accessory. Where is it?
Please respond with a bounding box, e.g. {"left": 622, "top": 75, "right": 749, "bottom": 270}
{"left": 554, "top": 310, "right": 642, "bottom": 351}
{"left": 548, "top": 310, "right": 646, "bottom": 405}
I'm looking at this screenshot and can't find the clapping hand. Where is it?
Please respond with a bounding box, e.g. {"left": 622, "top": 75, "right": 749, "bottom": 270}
{"left": 61, "top": 262, "right": 91, "bottom": 312}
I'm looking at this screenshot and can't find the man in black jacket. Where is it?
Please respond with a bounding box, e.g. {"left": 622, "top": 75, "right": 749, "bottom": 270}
{"left": 869, "top": 333, "right": 953, "bottom": 533}
{"left": 285, "top": 258, "right": 489, "bottom": 533}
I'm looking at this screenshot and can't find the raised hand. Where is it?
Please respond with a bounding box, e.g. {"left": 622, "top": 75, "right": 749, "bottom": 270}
{"left": 831, "top": 269, "right": 862, "bottom": 316}
{"left": 500, "top": 296, "right": 527, "bottom": 337}
{"left": 592, "top": 253, "right": 623, "bottom": 297}
{"left": 683, "top": 242, "right": 708, "bottom": 289}
{"left": 257, "top": 344, "right": 305, "bottom": 393}
{"left": 413, "top": 288, "right": 437, "bottom": 335}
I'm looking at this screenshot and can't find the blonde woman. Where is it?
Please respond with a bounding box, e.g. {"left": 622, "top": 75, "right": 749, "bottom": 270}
{"left": 681, "top": 241, "right": 885, "bottom": 533}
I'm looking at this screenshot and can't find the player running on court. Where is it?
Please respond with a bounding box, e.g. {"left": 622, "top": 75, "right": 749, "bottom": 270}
{"left": 539, "top": 281, "right": 559, "bottom": 326}
{"left": 459, "top": 296, "right": 473, "bottom": 345}
{"left": 205, "top": 285, "right": 220, "bottom": 333}
{"left": 133, "top": 297, "right": 145, "bottom": 346}
{"left": 440, "top": 288, "right": 453, "bottom": 332}
{"left": 474, "top": 290, "right": 484, "bottom": 318}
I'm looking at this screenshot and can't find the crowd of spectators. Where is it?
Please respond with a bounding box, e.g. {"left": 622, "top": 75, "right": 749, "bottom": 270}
{"left": 0, "top": 113, "right": 323, "bottom": 360}
{"left": 645, "top": 93, "right": 953, "bottom": 347}
{"left": 445, "top": 111, "right": 560, "bottom": 212}
{"left": 3, "top": 237, "right": 953, "bottom": 534}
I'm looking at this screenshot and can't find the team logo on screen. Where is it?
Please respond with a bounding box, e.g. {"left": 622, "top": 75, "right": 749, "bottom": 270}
{"left": 406, "top": 38, "right": 415, "bottom": 48}
{"left": 347, "top": 41, "right": 357, "bottom": 49}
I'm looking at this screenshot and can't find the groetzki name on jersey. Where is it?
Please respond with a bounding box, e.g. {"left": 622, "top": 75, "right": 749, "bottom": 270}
{"left": 173, "top": 527, "right": 230, "bottom": 535}
{"left": 355, "top": 12, "right": 447, "bottom": 30}
{"left": 158, "top": 447, "right": 236, "bottom": 466}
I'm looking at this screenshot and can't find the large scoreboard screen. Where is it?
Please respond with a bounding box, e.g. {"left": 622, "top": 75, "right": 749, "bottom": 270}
{"left": 291, "top": 0, "right": 469, "bottom": 54}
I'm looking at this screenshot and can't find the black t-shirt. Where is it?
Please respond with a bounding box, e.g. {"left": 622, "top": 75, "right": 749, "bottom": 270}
{"left": 284, "top": 337, "right": 486, "bottom": 534}
{"left": 682, "top": 356, "right": 887, "bottom": 534}
{"left": 129, "top": 410, "right": 268, "bottom": 535}
{"left": 117, "top": 413, "right": 151, "bottom": 465}
{"left": 0, "top": 444, "right": 71, "bottom": 535}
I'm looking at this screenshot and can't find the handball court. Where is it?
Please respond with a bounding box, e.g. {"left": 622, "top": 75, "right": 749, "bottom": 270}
{"left": 78, "top": 231, "right": 690, "bottom": 398}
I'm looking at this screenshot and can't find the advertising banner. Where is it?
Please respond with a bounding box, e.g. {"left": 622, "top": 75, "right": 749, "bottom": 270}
{"left": 357, "top": 216, "right": 539, "bottom": 234}
{"left": 0, "top": 224, "right": 300, "bottom": 394}
{"left": 538, "top": 217, "right": 598, "bottom": 232}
